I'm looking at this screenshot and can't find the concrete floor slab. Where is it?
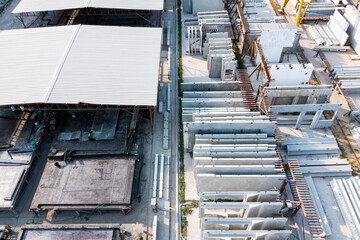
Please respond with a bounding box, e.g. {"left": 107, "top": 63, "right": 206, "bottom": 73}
{"left": 30, "top": 157, "right": 136, "bottom": 210}
{"left": 20, "top": 229, "right": 114, "bottom": 240}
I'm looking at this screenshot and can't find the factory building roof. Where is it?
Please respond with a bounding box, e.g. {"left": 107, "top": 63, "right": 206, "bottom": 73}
{"left": 13, "top": 0, "right": 164, "bottom": 13}
{"left": 0, "top": 25, "right": 162, "bottom": 107}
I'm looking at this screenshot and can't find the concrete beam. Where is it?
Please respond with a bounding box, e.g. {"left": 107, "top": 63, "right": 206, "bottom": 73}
{"left": 200, "top": 202, "right": 283, "bottom": 218}
{"left": 183, "top": 121, "right": 276, "bottom": 151}
{"left": 203, "top": 230, "right": 291, "bottom": 240}
{"left": 159, "top": 154, "right": 164, "bottom": 199}
{"left": 196, "top": 174, "right": 286, "bottom": 192}
{"left": 269, "top": 103, "right": 341, "bottom": 114}
{"left": 181, "top": 82, "right": 241, "bottom": 91}
{"left": 152, "top": 154, "right": 158, "bottom": 198}
{"left": 202, "top": 217, "right": 287, "bottom": 230}
{"left": 182, "top": 98, "right": 244, "bottom": 108}
{"left": 194, "top": 157, "right": 279, "bottom": 165}
{"left": 200, "top": 191, "right": 279, "bottom": 202}
{"left": 196, "top": 165, "right": 280, "bottom": 174}
{"left": 183, "top": 91, "right": 243, "bottom": 98}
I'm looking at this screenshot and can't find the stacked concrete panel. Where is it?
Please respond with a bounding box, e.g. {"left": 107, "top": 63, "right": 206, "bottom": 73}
{"left": 182, "top": 13, "right": 290, "bottom": 239}
{"left": 309, "top": 10, "right": 349, "bottom": 47}
{"left": 185, "top": 11, "right": 236, "bottom": 80}
{"left": 331, "top": 177, "right": 360, "bottom": 239}
{"left": 281, "top": 138, "right": 352, "bottom": 177}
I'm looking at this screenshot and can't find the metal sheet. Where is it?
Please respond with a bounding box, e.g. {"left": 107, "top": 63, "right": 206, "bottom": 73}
{"left": 13, "top": 0, "right": 164, "bottom": 13}
{"left": 0, "top": 25, "right": 162, "bottom": 106}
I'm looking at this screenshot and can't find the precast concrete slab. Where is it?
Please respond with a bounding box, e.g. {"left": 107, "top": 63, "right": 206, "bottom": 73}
{"left": 193, "top": 144, "right": 275, "bottom": 152}
{"left": 200, "top": 202, "right": 283, "bottom": 218}
{"left": 196, "top": 174, "right": 285, "bottom": 192}
{"left": 301, "top": 166, "right": 352, "bottom": 177}
{"left": 202, "top": 218, "right": 287, "bottom": 230}
{"left": 0, "top": 165, "right": 28, "bottom": 210}
{"left": 297, "top": 159, "right": 349, "bottom": 166}
{"left": 184, "top": 121, "right": 276, "bottom": 151}
{"left": 331, "top": 177, "right": 360, "bottom": 239}
{"left": 182, "top": 91, "right": 243, "bottom": 98}
{"left": 269, "top": 63, "right": 314, "bottom": 86}
{"left": 287, "top": 144, "right": 340, "bottom": 156}
{"left": 30, "top": 157, "right": 136, "bottom": 211}
{"left": 203, "top": 230, "right": 292, "bottom": 240}
{"left": 193, "top": 150, "right": 277, "bottom": 158}
{"left": 195, "top": 137, "right": 276, "bottom": 145}
{"left": 181, "top": 82, "right": 241, "bottom": 91}
{"left": 200, "top": 191, "right": 279, "bottom": 202}
{"left": 193, "top": 115, "right": 270, "bottom": 122}
{"left": 197, "top": 133, "right": 269, "bottom": 139}
{"left": 195, "top": 165, "right": 280, "bottom": 174}
{"left": 182, "top": 98, "right": 244, "bottom": 108}
{"left": 194, "top": 157, "right": 279, "bottom": 165}
{"left": 305, "top": 176, "right": 332, "bottom": 236}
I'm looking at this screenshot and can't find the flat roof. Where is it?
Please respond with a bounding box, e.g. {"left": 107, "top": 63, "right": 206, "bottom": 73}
{"left": 13, "top": 0, "right": 164, "bottom": 13}
{"left": 30, "top": 158, "right": 136, "bottom": 210}
{"left": 0, "top": 25, "right": 162, "bottom": 106}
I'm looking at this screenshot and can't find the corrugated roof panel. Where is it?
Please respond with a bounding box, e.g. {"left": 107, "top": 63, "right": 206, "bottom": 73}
{"left": 0, "top": 25, "right": 162, "bottom": 106}
{"left": 0, "top": 26, "right": 77, "bottom": 105}
{"left": 49, "top": 25, "right": 162, "bottom": 106}
{"left": 13, "top": 0, "right": 164, "bottom": 13}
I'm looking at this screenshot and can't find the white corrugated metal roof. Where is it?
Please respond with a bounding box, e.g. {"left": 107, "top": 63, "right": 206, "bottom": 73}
{"left": 13, "top": 0, "right": 164, "bottom": 13}
{"left": 0, "top": 25, "right": 162, "bottom": 106}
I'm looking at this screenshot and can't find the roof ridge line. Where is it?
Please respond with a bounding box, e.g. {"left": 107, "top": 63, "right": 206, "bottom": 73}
{"left": 44, "top": 25, "right": 81, "bottom": 103}
{"left": 86, "top": 0, "right": 92, "bottom": 8}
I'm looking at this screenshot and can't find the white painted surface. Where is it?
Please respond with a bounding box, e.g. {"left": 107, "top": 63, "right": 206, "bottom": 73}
{"left": 260, "top": 28, "right": 297, "bottom": 63}
{"left": 13, "top": 0, "right": 164, "bottom": 12}
{"left": 0, "top": 25, "right": 162, "bottom": 106}
{"left": 159, "top": 154, "right": 164, "bottom": 199}
{"left": 192, "top": 0, "right": 223, "bottom": 13}
{"left": 344, "top": 5, "right": 360, "bottom": 55}
{"left": 269, "top": 63, "right": 314, "bottom": 87}
{"left": 153, "top": 154, "right": 159, "bottom": 198}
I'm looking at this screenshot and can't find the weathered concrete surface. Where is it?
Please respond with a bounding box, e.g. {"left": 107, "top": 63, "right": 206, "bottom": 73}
{"left": 21, "top": 229, "right": 114, "bottom": 240}
{"left": 31, "top": 158, "right": 136, "bottom": 210}
{"left": 196, "top": 174, "right": 285, "bottom": 192}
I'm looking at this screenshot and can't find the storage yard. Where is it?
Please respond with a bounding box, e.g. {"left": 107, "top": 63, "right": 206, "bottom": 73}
{"left": 1, "top": 0, "right": 360, "bottom": 239}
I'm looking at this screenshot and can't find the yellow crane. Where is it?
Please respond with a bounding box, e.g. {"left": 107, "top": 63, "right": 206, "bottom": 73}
{"left": 280, "top": 0, "right": 313, "bottom": 26}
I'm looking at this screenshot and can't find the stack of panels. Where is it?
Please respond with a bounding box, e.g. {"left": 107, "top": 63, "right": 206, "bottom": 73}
{"left": 332, "top": 66, "right": 360, "bottom": 81}
{"left": 309, "top": 11, "right": 349, "bottom": 47}
{"left": 331, "top": 177, "right": 360, "bottom": 239}
{"left": 282, "top": 138, "right": 352, "bottom": 177}
{"left": 181, "top": 10, "right": 290, "bottom": 239}
{"left": 199, "top": 192, "right": 291, "bottom": 240}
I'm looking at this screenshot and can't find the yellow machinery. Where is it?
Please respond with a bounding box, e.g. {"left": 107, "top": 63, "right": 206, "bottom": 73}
{"left": 280, "top": 0, "right": 313, "bottom": 26}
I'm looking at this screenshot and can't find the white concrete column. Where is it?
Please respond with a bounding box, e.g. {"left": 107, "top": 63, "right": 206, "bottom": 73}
{"left": 152, "top": 154, "right": 159, "bottom": 198}
{"left": 310, "top": 110, "right": 323, "bottom": 129}
{"left": 295, "top": 111, "right": 306, "bottom": 129}
{"left": 152, "top": 215, "right": 158, "bottom": 240}
{"left": 292, "top": 95, "right": 300, "bottom": 105}
{"left": 167, "top": 156, "right": 170, "bottom": 200}
{"left": 159, "top": 154, "right": 165, "bottom": 199}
